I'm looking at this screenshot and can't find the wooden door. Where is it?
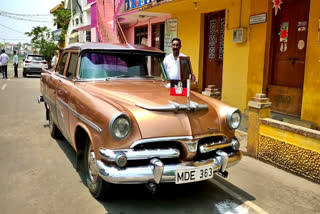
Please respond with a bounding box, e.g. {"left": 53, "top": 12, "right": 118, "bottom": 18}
{"left": 151, "top": 23, "right": 164, "bottom": 77}
{"left": 268, "top": 0, "right": 310, "bottom": 116}
{"left": 203, "top": 11, "right": 225, "bottom": 90}
{"left": 152, "top": 23, "right": 164, "bottom": 51}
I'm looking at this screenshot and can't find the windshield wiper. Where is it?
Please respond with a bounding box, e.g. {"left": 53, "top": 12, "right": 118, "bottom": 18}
{"left": 143, "top": 75, "right": 155, "bottom": 78}
{"left": 115, "top": 75, "right": 133, "bottom": 78}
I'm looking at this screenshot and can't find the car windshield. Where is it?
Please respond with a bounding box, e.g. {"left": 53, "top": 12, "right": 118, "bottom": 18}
{"left": 79, "top": 52, "right": 165, "bottom": 79}
{"left": 27, "top": 55, "right": 44, "bottom": 61}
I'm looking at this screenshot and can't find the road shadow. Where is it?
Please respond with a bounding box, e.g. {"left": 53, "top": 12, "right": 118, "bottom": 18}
{"left": 53, "top": 132, "right": 257, "bottom": 214}
{"left": 98, "top": 180, "right": 257, "bottom": 214}
{"left": 24, "top": 75, "right": 41, "bottom": 78}
{"left": 55, "top": 138, "right": 87, "bottom": 187}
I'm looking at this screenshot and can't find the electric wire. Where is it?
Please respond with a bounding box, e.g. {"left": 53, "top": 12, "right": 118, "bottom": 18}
{"left": 0, "top": 12, "right": 53, "bottom": 23}
{"left": 0, "top": 37, "right": 29, "bottom": 41}
{"left": 0, "top": 11, "right": 51, "bottom": 17}
{"left": 0, "top": 23, "right": 28, "bottom": 35}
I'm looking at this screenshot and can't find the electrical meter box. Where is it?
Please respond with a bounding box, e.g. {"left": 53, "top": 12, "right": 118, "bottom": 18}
{"left": 232, "top": 28, "right": 247, "bottom": 43}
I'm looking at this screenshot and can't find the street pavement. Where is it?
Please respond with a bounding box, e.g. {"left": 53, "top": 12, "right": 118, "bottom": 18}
{"left": 0, "top": 67, "right": 320, "bottom": 214}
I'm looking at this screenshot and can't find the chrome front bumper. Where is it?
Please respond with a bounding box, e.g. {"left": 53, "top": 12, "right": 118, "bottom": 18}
{"left": 95, "top": 150, "right": 241, "bottom": 184}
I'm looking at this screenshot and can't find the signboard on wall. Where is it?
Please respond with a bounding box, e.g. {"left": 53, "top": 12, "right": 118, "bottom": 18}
{"left": 249, "top": 13, "right": 267, "bottom": 25}
{"left": 124, "top": 0, "right": 157, "bottom": 11}
{"left": 52, "top": 29, "right": 62, "bottom": 41}
{"left": 164, "top": 19, "right": 178, "bottom": 55}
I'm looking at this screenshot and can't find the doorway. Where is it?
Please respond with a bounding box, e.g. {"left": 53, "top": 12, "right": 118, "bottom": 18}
{"left": 268, "top": 0, "right": 310, "bottom": 116}
{"left": 202, "top": 10, "right": 225, "bottom": 91}
{"left": 152, "top": 23, "right": 165, "bottom": 51}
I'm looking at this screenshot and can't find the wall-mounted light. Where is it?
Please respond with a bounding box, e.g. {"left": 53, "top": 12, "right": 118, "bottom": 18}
{"left": 193, "top": 2, "right": 198, "bottom": 10}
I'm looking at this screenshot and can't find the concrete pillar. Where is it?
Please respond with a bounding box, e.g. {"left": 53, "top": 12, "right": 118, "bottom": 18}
{"left": 247, "top": 93, "right": 272, "bottom": 158}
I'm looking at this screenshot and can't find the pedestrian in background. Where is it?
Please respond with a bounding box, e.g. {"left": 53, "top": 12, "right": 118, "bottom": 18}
{"left": 51, "top": 53, "right": 57, "bottom": 69}
{"left": 13, "top": 50, "right": 18, "bottom": 78}
{"left": 0, "top": 49, "right": 9, "bottom": 79}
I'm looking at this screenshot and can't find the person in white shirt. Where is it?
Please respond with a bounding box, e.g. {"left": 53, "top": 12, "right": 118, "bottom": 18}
{"left": 51, "top": 54, "right": 57, "bottom": 68}
{"left": 163, "top": 38, "right": 186, "bottom": 80}
{"left": 13, "top": 50, "right": 19, "bottom": 78}
{"left": 0, "top": 49, "right": 9, "bottom": 79}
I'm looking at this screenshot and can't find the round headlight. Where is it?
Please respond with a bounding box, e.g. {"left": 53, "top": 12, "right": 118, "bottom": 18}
{"left": 110, "top": 113, "right": 131, "bottom": 140}
{"left": 227, "top": 109, "right": 241, "bottom": 130}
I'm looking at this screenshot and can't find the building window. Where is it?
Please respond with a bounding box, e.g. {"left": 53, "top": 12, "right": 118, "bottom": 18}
{"left": 86, "top": 31, "right": 91, "bottom": 42}
{"left": 76, "top": 18, "right": 79, "bottom": 25}
{"left": 80, "top": 16, "right": 83, "bottom": 24}
{"left": 135, "top": 26, "right": 148, "bottom": 45}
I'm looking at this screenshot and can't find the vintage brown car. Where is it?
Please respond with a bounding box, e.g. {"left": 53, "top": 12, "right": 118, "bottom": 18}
{"left": 39, "top": 43, "right": 242, "bottom": 199}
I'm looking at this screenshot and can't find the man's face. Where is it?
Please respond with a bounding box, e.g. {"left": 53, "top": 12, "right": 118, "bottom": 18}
{"left": 172, "top": 40, "right": 181, "bottom": 55}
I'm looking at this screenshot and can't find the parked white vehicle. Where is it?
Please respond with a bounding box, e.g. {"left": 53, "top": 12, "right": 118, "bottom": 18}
{"left": 23, "top": 54, "right": 48, "bottom": 77}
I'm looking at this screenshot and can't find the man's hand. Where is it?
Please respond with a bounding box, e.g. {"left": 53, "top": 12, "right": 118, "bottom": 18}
{"left": 192, "top": 74, "right": 196, "bottom": 82}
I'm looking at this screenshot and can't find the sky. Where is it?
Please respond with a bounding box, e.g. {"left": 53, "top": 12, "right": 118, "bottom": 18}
{"left": 0, "top": 0, "right": 62, "bottom": 44}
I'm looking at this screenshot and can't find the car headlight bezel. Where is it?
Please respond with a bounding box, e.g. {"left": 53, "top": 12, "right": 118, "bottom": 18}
{"left": 226, "top": 109, "right": 242, "bottom": 130}
{"left": 109, "top": 112, "right": 131, "bottom": 140}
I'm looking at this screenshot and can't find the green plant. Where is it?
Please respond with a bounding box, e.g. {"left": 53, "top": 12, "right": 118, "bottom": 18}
{"left": 25, "top": 26, "right": 56, "bottom": 62}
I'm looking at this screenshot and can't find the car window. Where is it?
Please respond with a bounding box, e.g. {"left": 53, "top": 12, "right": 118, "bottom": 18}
{"left": 27, "top": 55, "right": 44, "bottom": 61}
{"left": 79, "top": 52, "right": 164, "bottom": 79}
{"left": 66, "top": 53, "right": 78, "bottom": 79}
{"left": 59, "top": 53, "right": 68, "bottom": 76}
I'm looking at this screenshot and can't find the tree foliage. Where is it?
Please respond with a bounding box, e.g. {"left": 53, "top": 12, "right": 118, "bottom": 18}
{"left": 52, "top": 2, "right": 71, "bottom": 41}
{"left": 25, "top": 26, "right": 56, "bottom": 62}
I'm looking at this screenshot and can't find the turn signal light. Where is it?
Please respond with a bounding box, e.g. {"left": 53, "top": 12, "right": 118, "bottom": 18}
{"left": 115, "top": 152, "right": 127, "bottom": 167}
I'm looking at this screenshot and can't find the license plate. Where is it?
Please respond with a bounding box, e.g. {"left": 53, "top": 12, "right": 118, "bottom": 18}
{"left": 175, "top": 165, "right": 214, "bottom": 184}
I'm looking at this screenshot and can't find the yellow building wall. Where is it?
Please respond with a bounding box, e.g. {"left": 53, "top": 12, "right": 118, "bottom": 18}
{"left": 260, "top": 124, "right": 320, "bottom": 153}
{"left": 258, "top": 122, "right": 320, "bottom": 183}
{"left": 146, "top": 0, "right": 320, "bottom": 124}
{"left": 247, "top": 0, "right": 269, "bottom": 105}
{"left": 146, "top": 0, "right": 250, "bottom": 112}
{"left": 301, "top": 0, "right": 320, "bottom": 125}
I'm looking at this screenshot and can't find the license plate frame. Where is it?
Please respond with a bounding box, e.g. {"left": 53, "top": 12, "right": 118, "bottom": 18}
{"left": 175, "top": 165, "right": 214, "bottom": 184}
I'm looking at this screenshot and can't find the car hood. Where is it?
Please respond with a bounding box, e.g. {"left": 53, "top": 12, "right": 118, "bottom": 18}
{"left": 82, "top": 80, "right": 221, "bottom": 138}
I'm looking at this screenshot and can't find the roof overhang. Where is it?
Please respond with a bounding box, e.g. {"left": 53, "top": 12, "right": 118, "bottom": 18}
{"left": 74, "top": 24, "right": 91, "bottom": 32}
{"left": 117, "top": 11, "right": 170, "bottom": 24}
{"left": 139, "top": 0, "right": 226, "bottom": 14}
{"left": 50, "top": 3, "right": 64, "bottom": 13}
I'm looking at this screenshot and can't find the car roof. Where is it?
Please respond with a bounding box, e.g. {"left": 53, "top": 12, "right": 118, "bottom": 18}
{"left": 65, "top": 42, "right": 165, "bottom": 54}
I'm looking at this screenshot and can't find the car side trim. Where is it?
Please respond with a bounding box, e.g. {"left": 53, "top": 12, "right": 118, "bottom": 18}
{"left": 57, "top": 98, "right": 102, "bottom": 133}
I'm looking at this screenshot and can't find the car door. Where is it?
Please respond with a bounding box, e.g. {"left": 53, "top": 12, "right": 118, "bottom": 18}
{"left": 62, "top": 51, "right": 80, "bottom": 148}
{"left": 46, "top": 52, "right": 69, "bottom": 127}
{"left": 55, "top": 51, "right": 74, "bottom": 142}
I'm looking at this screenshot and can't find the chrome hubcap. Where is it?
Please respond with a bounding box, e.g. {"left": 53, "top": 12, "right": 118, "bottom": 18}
{"left": 88, "top": 145, "right": 98, "bottom": 183}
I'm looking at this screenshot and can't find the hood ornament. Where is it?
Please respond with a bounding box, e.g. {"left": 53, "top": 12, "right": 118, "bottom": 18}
{"left": 136, "top": 100, "right": 208, "bottom": 112}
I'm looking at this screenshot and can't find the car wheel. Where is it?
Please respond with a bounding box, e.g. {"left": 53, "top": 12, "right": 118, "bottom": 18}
{"left": 84, "top": 138, "right": 110, "bottom": 199}
{"left": 48, "top": 111, "right": 61, "bottom": 139}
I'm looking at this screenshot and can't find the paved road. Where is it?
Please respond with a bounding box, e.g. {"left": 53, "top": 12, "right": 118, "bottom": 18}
{"left": 0, "top": 68, "right": 319, "bottom": 214}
